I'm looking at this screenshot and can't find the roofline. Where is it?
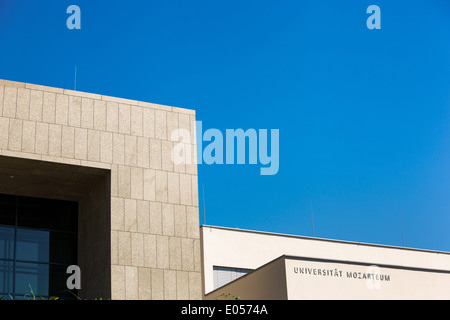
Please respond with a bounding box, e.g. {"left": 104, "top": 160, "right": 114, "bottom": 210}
{"left": 200, "top": 225, "right": 450, "bottom": 256}
{"left": 0, "top": 78, "right": 195, "bottom": 114}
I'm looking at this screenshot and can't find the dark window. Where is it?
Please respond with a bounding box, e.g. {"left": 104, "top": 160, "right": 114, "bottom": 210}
{"left": 0, "top": 194, "right": 15, "bottom": 226}
{"left": 0, "top": 194, "right": 78, "bottom": 300}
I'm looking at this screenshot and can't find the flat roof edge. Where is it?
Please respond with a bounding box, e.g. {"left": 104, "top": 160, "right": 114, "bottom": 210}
{"left": 200, "top": 225, "right": 450, "bottom": 256}
{"left": 0, "top": 78, "right": 195, "bottom": 115}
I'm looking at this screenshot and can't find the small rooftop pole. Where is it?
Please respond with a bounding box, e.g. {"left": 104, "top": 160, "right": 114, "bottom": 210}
{"left": 202, "top": 184, "right": 206, "bottom": 226}
{"left": 74, "top": 66, "right": 77, "bottom": 90}
{"left": 309, "top": 198, "right": 315, "bottom": 237}
{"left": 400, "top": 212, "right": 405, "bottom": 247}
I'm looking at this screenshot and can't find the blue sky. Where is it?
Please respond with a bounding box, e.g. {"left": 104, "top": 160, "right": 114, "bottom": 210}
{"left": 0, "top": 0, "right": 449, "bottom": 251}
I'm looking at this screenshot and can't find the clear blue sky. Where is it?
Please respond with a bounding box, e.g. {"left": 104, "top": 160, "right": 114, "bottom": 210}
{"left": 0, "top": 0, "right": 449, "bottom": 251}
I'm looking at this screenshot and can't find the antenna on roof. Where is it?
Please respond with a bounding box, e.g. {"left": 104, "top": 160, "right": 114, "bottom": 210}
{"left": 309, "top": 198, "right": 315, "bottom": 237}
{"left": 74, "top": 66, "right": 77, "bottom": 90}
{"left": 202, "top": 184, "right": 206, "bottom": 226}
{"left": 400, "top": 212, "right": 405, "bottom": 247}
{"left": 402, "top": 229, "right": 405, "bottom": 248}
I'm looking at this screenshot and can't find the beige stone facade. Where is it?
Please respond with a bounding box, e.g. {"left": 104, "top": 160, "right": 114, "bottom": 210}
{"left": 0, "top": 79, "right": 201, "bottom": 300}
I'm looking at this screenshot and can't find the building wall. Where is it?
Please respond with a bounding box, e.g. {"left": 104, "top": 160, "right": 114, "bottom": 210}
{"left": 205, "top": 255, "right": 450, "bottom": 300}
{"left": 201, "top": 226, "right": 450, "bottom": 297}
{"left": 78, "top": 171, "right": 111, "bottom": 299}
{"left": 204, "top": 256, "right": 288, "bottom": 300}
{"left": 285, "top": 256, "right": 450, "bottom": 299}
{"left": 0, "top": 79, "right": 201, "bottom": 300}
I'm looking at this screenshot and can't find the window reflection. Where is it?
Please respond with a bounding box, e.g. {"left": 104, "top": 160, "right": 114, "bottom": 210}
{"left": 16, "top": 229, "right": 50, "bottom": 263}
{"left": 0, "top": 260, "right": 13, "bottom": 295}
{"left": 0, "top": 194, "right": 77, "bottom": 299}
{"left": 15, "top": 262, "right": 49, "bottom": 297}
{"left": 0, "top": 227, "right": 14, "bottom": 260}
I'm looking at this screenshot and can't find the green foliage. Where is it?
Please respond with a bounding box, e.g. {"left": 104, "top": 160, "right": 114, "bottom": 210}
{"left": 0, "top": 285, "right": 107, "bottom": 301}
{"left": 65, "top": 290, "right": 109, "bottom": 300}
{"left": 217, "top": 293, "right": 241, "bottom": 300}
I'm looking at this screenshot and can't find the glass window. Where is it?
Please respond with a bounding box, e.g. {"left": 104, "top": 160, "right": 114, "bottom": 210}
{"left": 17, "top": 197, "right": 77, "bottom": 233}
{"left": 14, "top": 262, "right": 49, "bottom": 297}
{"left": 0, "top": 194, "right": 15, "bottom": 226}
{"left": 0, "top": 260, "right": 13, "bottom": 295}
{"left": 16, "top": 229, "right": 50, "bottom": 263}
{"left": 0, "top": 227, "right": 14, "bottom": 260}
{"left": 0, "top": 193, "right": 77, "bottom": 299}
{"left": 49, "top": 232, "right": 77, "bottom": 265}
{"left": 49, "top": 264, "right": 74, "bottom": 299}
{"left": 213, "top": 266, "right": 252, "bottom": 290}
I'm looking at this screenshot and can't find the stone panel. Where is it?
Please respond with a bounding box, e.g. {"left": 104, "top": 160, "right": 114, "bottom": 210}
{"left": 151, "top": 269, "right": 164, "bottom": 300}
{"left": 164, "top": 270, "right": 177, "bottom": 300}
{"left": 16, "top": 88, "right": 30, "bottom": 120}
{"left": 43, "top": 92, "right": 56, "bottom": 124}
{"left": 138, "top": 267, "right": 151, "bottom": 300}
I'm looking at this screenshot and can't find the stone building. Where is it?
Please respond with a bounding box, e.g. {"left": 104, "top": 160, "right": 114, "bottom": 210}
{"left": 0, "top": 79, "right": 201, "bottom": 300}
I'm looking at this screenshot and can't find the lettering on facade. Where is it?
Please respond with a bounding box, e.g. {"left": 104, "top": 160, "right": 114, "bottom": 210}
{"left": 293, "top": 266, "right": 391, "bottom": 282}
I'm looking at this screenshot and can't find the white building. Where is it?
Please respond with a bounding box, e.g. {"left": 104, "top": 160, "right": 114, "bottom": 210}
{"left": 201, "top": 225, "right": 450, "bottom": 300}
